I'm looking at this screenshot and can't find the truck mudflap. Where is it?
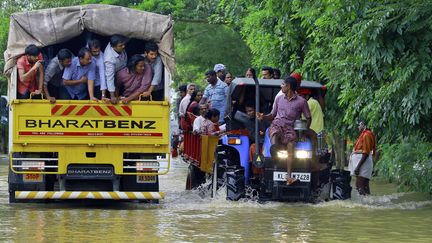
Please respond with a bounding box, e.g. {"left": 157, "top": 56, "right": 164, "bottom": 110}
{"left": 14, "top": 191, "right": 165, "bottom": 200}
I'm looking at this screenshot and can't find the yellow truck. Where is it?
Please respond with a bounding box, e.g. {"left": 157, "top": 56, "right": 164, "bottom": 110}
{"left": 3, "top": 5, "right": 174, "bottom": 202}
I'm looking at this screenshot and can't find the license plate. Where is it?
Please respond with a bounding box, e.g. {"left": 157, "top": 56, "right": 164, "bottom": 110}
{"left": 273, "top": 172, "right": 311, "bottom": 182}
{"left": 136, "top": 175, "right": 157, "bottom": 183}
{"left": 23, "top": 173, "right": 43, "bottom": 183}
{"left": 292, "top": 172, "right": 311, "bottom": 182}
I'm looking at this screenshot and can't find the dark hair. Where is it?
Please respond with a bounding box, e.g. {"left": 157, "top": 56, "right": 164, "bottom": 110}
{"left": 127, "top": 54, "right": 146, "bottom": 72}
{"left": 178, "top": 84, "right": 187, "bottom": 92}
{"left": 246, "top": 68, "right": 256, "bottom": 78}
{"left": 273, "top": 68, "right": 281, "bottom": 78}
{"left": 261, "top": 66, "right": 274, "bottom": 75}
{"left": 205, "top": 70, "right": 216, "bottom": 76}
{"left": 244, "top": 101, "right": 255, "bottom": 109}
{"left": 144, "top": 42, "right": 158, "bottom": 53}
{"left": 205, "top": 108, "right": 220, "bottom": 119}
{"left": 24, "top": 44, "right": 40, "bottom": 56}
{"left": 88, "top": 39, "right": 101, "bottom": 49}
{"left": 78, "top": 47, "right": 91, "bottom": 59}
{"left": 110, "top": 34, "right": 127, "bottom": 47}
{"left": 57, "top": 49, "right": 73, "bottom": 61}
{"left": 284, "top": 76, "right": 298, "bottom": 91}
{"left": 185, "top": 90, "right": 198, "bottom": 117}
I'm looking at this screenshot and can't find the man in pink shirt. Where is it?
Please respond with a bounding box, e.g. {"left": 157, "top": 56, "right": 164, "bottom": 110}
{"left": 257, "top": 76, "right": 311, "bottom": 185}
{"left": 16, "top": 44, "right": 44, "bottom": 99}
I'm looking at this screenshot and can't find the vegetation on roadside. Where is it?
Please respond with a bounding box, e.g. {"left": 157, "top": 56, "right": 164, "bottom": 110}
{"left": 215, "top": 0, "right": 432, "bottom": 193}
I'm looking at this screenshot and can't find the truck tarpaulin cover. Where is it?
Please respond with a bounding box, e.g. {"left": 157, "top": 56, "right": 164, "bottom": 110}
{"left": 3, "top": 4, "right": 175, "bottom": 78}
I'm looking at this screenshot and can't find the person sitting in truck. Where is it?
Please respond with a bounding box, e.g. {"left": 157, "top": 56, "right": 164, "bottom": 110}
{"left": 200, "top": 108, "right": 223, "bottom": 136}
{"left": 115, "top": 54, "right": 152, "bottom": 103}
{"left": 62, "top": 47, "right": 98, "bottom": 101}
{"left": 245, "top": 67, "right": 256, "bottom": 79}
{"left": 298, "top": 88, "right": 324, "bottom": 134}
{"left": 16, "top": 44, "right": 44, "bottom": 99}
{"left": 103, "top": 34, "right": 128, "bottom": 103}
{"left": 257, "top": 76, "right": 311, "bottom": 185}
{"left": 88, "top": 39, "right": 105, "bottom": 100}
{"left": 180, "top": 90, "right": 202, "bottom": 131}
{"left": 179, "top": 83, "right": 196, "bottom": 120}
{"left": 193, "top": 103, "right": 209, "bottom": 134}
{"left": 43, "top": 48, "right": 73, "bottom": 102}
{"left": 261, "top": 66, "right": 274, "bottom": 79}
{"left": 142, "top": 41, "right": 164, "bottom": 101}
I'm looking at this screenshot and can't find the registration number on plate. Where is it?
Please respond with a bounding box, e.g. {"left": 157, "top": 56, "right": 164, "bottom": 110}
{"left": 273, "top": 172, "right": 311, "bottom": 182}
{"left": 23, "top": 173, "right": 43, "bottom": 183}
{"left": 136, "top": 175, "right": 157, "bottom": 183}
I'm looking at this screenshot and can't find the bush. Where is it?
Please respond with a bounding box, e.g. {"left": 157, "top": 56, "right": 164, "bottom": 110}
{"left": 376, "top": 136, "right": 432, "bottom": 193}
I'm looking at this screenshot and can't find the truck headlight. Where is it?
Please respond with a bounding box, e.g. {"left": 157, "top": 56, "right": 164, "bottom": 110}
{"left": 277, "top": 150, "right": 288, "bottom": 159}
{"left": 295, "top": 150, "right": 311, "bottom": 159}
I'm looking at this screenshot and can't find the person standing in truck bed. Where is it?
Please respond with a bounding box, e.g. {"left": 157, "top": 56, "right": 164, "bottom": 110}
{"left": 103, "top": 34, "right": 128, "bottom": 103}
{"left": 43, "top": 48, "right": 73, "bottom": 102}
{"left": 16, "top": 44, "right": 44, "bottom": 99}
{"left": 62, "top": 47, "right": 97, "bottom": 101}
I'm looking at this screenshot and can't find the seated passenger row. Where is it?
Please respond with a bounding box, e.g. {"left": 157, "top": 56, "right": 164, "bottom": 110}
{"left": 16, "top": 35, "right": 164, "bottom": 103}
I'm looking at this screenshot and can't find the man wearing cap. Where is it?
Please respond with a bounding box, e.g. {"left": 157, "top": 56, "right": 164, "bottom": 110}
{"left": 214, "top": 63, "right": 226, "bottom": 81}
{"left": 298, "top": 88, "right": 324, "bottom": 134}
{"left": 349, "top": 121, "right": 376, "bottom": 195}
{"left": 200, "top": 70, "right": 229, "bottom": 123}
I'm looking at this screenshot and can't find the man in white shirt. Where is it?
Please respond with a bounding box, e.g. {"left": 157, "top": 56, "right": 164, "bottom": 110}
{"left": 179, "top": 83, "right": 196, "bottom": 118}
{"left": 103, "top": 34, "right": 127, "bottom": 103}
{"left": 193, "top": 104, "right": 208, "bottom": 133}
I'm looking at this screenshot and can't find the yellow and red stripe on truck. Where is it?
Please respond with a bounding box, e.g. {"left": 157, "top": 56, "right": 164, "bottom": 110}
{"left": 11, "top": 99, "right": 171, "bottom": 176}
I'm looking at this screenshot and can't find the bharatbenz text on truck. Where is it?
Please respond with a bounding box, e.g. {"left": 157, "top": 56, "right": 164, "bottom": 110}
{"left": 3, "top": 5, "right": 175, "bottom": 202}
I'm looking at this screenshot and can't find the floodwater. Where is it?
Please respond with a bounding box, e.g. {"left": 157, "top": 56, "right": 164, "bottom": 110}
{"left": 0, "top": 154, "right": 431, "bottom": 242}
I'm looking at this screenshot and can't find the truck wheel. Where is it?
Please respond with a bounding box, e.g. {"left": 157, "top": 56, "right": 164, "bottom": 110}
{"left": 9, "top": 189, "right": 17, "bottom": 203}
{"left": 186, "top": 164, "right": 205, "bottom": 190}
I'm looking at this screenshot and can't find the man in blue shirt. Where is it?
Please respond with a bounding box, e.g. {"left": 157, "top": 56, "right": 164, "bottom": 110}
{"left": 62, "top": 47, "right": 97, "bottom": 100}
{"left": 200, "top": 70, "right": 229, "bottom": 123}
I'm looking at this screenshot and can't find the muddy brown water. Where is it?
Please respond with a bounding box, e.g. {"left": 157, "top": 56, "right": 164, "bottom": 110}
{"left": 0, "top": 155, "right": 431, "bottom": 242}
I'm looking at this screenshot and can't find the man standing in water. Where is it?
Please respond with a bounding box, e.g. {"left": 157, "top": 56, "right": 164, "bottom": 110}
{"left": 349, "top": 121, "right": 376, "bottom": 195}
{"left": 257, "top": 76, "right": 311, "bottom": 185}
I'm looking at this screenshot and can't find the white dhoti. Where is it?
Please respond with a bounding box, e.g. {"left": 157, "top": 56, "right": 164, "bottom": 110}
{"left": 349, "top": 153, "right": 373, "bottom": 179}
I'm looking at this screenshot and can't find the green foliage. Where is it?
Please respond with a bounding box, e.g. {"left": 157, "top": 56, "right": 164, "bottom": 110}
{"left": 376, "top": 136, "right": 432, "bottom": 193}
{"left": 131, "top": 0, "right": 252, "bottom": 87}
{"left": 173, "top": 23, "right": 251, "bottom": 87}
{"left": 219, "top": 0, "right": 432, "bottom": 191}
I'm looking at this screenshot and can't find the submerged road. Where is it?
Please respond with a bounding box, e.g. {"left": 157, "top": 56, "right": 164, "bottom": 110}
{"left": 0, "top": 154, "right": 431, "bottom": 242}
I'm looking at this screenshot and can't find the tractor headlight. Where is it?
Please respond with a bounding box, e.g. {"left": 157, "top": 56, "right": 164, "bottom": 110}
{"left": 295, "top": 150, "right": 312, "bottom": 159}
{"left": 277, "top": 150, "right": 288, "bottom": 159}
